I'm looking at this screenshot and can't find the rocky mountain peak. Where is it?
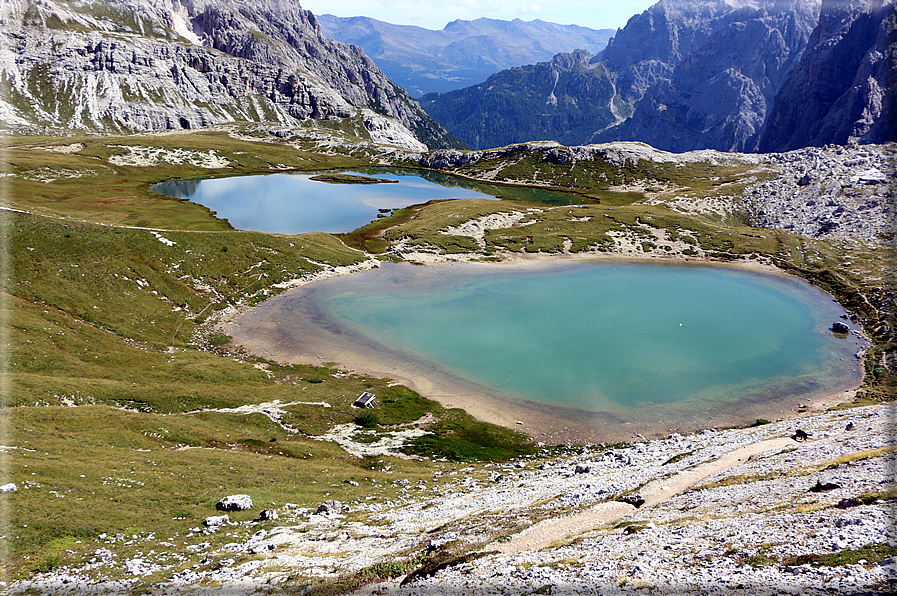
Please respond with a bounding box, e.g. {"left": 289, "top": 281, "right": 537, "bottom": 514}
{"left": 1, "top": 0, "right": 458, "bottom": 149}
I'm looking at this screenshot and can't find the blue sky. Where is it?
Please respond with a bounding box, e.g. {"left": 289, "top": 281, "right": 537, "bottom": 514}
{"left": 299, "top": 0, "right": 658, "bottom": 31}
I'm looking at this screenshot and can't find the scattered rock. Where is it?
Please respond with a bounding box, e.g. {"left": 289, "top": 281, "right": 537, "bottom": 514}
{"left": 832, "top": 321, "right": 850, "bottom": 333}
{"left": 258, "top": 509, "right": 279, "bottom": 521}
{"left": 316, "top": 499, "right": 347, "bottom": 515}
{"left": 574, "top": 464, "right": 591, "bottom": 474}
{"left": 602, "top": 451, "right": 632, "bottom": 465}
{"left": 216, "top": 494, "right": 253, "bottom": 511}
{"left": 250, "top": 543, "right": 277, "bottom": 554}
{"left": 0, "top": 483, "right": 17, "bottom": 492}
{"left": 835, "top": 517, "right": 862, "bottom": 528}
{"left": 204, "top": 514, "right": 229, "bottom": 527}
{"left": 837, "top": 497, "right": 862, "bottom": 509}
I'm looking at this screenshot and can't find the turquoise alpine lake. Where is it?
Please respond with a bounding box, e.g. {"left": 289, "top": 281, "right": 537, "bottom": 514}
{"left": 234, "top": 260, "right": 865, "bottom": 434}
{"left": 151, "top": 168, "right": 580, "bottom": 234}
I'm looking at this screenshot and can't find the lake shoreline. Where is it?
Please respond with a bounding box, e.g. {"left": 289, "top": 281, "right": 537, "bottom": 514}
{"left": 216, "top": 249, "right": 867, "bottom": 444}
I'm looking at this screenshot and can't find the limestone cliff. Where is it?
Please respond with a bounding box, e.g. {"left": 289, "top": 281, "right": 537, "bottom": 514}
{"left": 610, "top": 0, "right": 819, "bottom": 152}
{"left": 758, "top": 0, "right": 897, "bottom": 152}
{"left": 0, "top": 0, "right": 458, "bottom": 149}
{"left": 421, "top": 0, "right": 823, "bottom": 152}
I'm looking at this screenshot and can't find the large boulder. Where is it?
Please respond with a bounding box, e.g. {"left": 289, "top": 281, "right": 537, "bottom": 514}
{"left": 216, "top": 494, "right": 253, "bottom": 511}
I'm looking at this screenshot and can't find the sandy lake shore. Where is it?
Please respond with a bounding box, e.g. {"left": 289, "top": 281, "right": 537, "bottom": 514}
{"left": 216, "top": 248, "right": 866, "bottom": 444}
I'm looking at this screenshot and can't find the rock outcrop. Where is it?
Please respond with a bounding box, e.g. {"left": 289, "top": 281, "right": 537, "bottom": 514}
{"left": 0, "top": 0, "right": 457, "bottom": 149}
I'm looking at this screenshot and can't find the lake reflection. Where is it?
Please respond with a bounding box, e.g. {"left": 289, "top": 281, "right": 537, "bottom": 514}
{"left": 152, "top": 169, "right": 579, "bottom": 234}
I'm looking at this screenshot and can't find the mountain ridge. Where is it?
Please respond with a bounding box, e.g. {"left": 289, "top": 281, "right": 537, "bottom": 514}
{"left": 421, "top": 0, "right": 896, "bottom": 153}
{"left": 317, "top": 14, "right": 615, "bottom": 96}
{"left": 0, "top": 0, "right": 460, "bottom": 150}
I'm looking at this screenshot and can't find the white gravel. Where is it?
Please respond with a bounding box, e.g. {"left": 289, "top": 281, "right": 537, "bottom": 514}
{"left": 11, "top": 404, "right": 894, "bottom": 595}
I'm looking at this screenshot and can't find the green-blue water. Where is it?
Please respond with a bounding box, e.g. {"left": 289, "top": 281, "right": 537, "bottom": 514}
{"left": 151, "top": 168, "right": 580, "bottom": 234}
{"left": 321, "top": 261, "right": 862, "bottom": 413}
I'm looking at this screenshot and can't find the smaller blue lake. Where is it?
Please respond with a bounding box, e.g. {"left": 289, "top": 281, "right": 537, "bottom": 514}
{"left": 152, "top": 169, "right": 579, "bottom": 234}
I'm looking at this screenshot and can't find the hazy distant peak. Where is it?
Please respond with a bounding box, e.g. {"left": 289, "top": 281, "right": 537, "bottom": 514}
{"left": 319, "top": 14, "right": 615, "bottom": 96}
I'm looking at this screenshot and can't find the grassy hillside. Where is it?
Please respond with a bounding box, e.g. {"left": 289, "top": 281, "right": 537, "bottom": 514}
{"left": 1, "top": 130, "right": 536, "bottom": 582}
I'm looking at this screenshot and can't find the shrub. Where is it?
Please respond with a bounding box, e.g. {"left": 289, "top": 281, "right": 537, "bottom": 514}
{"left": 208, "top": 333, "right": 231, "bottom": 346}
{"left": 354, "top": 410, "right": 378, "bottom": 428}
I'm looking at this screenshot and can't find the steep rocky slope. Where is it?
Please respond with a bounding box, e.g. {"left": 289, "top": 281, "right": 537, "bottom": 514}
{"left": 610, "top": 1, "right": 818, "bottom": 152}
{"left": 422, "top": 0, "right": 821, "bottom": 151}
{"left": 758, "top": 0, "right": 897, "bottom": 152}
{"left": 0, "top": 0, "right": 459, "bottom": 149}
{"left": 419, "top": 50, "right": 618, "bottom": 149}
{"left": 422, "top": 0, "right": 896, "bottom": 153}
{"left": 318, "top": 15, "right": 615, "bottom": 96}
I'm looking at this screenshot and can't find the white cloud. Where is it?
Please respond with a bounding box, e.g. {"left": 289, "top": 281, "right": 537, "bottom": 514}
{"left": 518, "top": 4, "right": 543, "bottom": 16}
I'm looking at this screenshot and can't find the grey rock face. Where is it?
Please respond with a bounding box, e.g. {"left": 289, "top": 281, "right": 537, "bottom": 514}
{"left": 422, "top": 0, "right": 825, "bottom": 152}
{"left": 423, "top": 0, "right": 893, "bottom": 154}
{"left": 614, "top": 3, "right": 819, "bottom": 152}
{"left": 1, "top": 0, "right": 455, "bottom": 148}
{"left": 599, "top": 0, "right": 783, "bottom": 103}
{"left": 759, "top": 0, "right": 897, "bottom": 152}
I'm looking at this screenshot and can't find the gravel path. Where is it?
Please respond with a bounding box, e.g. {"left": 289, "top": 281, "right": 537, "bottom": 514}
{"left": 496, "top": 437, "right": 796, "bottom": 553}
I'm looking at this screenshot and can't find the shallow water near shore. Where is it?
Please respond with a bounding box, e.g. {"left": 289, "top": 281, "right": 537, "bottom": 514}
{"left": 233, "top": 260, "right": 865, "bottom": 440}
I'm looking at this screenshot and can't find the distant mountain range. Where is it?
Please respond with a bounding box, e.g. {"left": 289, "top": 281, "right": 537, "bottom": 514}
{"left": 421, "top": 0, "right": 896, "bottom": 153}
{"left": 317, "top": 16, "right": 615, "bottom": 97}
